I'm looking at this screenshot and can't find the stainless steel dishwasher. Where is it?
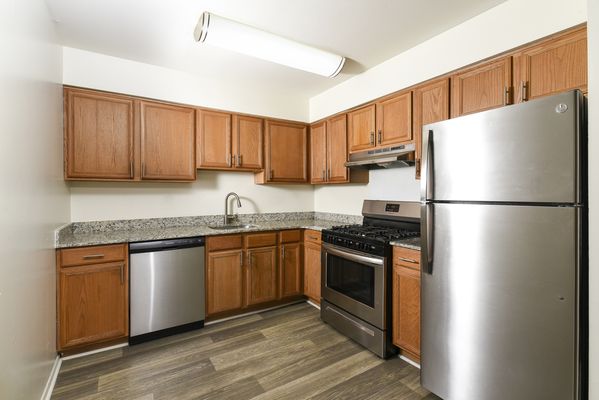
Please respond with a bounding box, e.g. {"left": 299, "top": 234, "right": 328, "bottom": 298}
{"left": 129, "top": 237, "right": 205, "bottom": 344}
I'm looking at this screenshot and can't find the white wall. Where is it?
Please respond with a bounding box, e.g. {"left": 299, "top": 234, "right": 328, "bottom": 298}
{"left": 309, "top": 0, "right": 587, "bottom": 121}
{"left": 0, "top": 1, "right": 70, "bottom": 399}
{"left": 586, "top": 0, "right": 597, "bottom": 398}
{"left": 63, "top": 47, "right": 309, "bottom": 122}
{"left": 70, "top": 170, "right": 313, "bottom": 221}
{"left": 311, "top": 0, "right": 586, "bottom": 215}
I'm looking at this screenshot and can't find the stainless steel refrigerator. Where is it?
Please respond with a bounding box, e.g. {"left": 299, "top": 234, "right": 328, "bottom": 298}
{"left": 420, "top": 90, "right": 587, "bottom": 400}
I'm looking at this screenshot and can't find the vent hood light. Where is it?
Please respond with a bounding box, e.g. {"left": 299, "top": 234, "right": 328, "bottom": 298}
{"left": 194, "top": 12, "right": 345, "bottom": 78}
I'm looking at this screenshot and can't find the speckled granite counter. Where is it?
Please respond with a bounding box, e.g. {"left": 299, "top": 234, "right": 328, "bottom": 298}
{"left": 55, "top": 212, "right": 361, "bottom": 248}
{"left": 390, "top": 237, "right": 421, "bottom": 251}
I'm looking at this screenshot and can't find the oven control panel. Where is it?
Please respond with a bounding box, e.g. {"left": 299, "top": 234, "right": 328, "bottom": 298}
{"left": 322, "top": 233, "right": 387, "bottom": 256}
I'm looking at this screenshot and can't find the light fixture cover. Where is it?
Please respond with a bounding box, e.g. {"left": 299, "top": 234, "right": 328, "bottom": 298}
{"left": 194, "top": 12, "right": 345, "bottom": 78}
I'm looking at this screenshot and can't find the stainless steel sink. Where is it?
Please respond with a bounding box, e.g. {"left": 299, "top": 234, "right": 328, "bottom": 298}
{"left": 208, "top": 224, "right": 259, "bottom": 230}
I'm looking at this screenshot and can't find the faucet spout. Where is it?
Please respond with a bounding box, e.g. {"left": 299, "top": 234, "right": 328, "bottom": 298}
{"left": 224, "top": 192, "right": 242, "bottom": 225}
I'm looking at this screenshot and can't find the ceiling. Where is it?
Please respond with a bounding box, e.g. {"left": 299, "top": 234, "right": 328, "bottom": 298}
{"left": 46, "top": 0, "right": 505, "bottom": 99}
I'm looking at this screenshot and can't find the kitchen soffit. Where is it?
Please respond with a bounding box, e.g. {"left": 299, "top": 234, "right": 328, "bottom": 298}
{"left": 45, "top": 0, "right": 505, "bottom": 99}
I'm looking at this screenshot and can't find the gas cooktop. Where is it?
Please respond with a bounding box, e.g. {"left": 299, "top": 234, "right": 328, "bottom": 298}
{"left": 327, "top": 224, "right": 419, "bottom": 242}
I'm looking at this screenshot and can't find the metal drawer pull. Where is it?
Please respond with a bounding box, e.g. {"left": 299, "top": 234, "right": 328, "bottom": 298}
{"left": 398, "top": 256, "right": 418, "bottom": 264}
{"left": 326, "top": 306, "right": 375, "bottom": 337}
{"left": 83, "top": 254, "right": 105, "bottom": 259}
{"left": 120, "top": 264, "right": 124, "bottom": 284}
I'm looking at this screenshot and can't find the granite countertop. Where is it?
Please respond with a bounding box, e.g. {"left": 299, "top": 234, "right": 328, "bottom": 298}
{"left": 390, "top": 236, "right": 421, "bottom": 251}
{"left": 55, "top": 212, "right": 361, "bottom": 249}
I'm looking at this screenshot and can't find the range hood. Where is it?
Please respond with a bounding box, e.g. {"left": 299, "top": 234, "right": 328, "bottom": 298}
{"left": 345, "top": 143, "right": 416, "bottom": 169}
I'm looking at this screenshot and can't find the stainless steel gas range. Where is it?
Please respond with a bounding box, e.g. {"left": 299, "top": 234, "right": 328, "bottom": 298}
{"left": 320, "top": 200, "right": 420, "bottom": 358}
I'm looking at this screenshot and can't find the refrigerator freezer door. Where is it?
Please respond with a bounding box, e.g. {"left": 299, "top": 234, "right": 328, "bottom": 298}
{"left": 421, "top": 90, "right": 582, "bottom": 204}
{"left": 421, "top": 203, "right": 579, "bottom": 400}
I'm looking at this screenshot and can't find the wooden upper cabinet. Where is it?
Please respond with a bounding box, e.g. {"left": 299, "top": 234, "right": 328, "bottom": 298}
{"left": 197, "top": 110, "right": 232, "bottom": 169}
{"left": 327, "top": 114, "right": 349, "bottom": 183}
{"left": 64, "top": 88, "right": 134, "bottom": 180}
{"left": 310, "top": 121, "right": 327, "bottom": 184}
{"left": 348, "top": 104, "right": 376, "bottom": 153}
{"left": 513, "top": 26, "right": 587, "bottom": 103}
{"left": 233, "top": 115, "right": 263, "bottom": 170}
{"left": 376, "top": 91, "right": 412, "bottom": 147}
{"left": 140, "top": 101, "right": 196, "bottom": 180}
{"left": 245, "top": 246, "right": 278, "bottom": 306}
{"left": 451, "top": 56, "right": 512, "bottom": 118}
{"left": 413, "top": 78, "right": 450, "bottom": 179}
{"left": 260, "top": 120, "right": 308, "bottom": 183}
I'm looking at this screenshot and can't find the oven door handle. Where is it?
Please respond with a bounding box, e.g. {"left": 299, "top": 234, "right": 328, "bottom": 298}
{"left": 323, "top": 243, "right": 384, "bottom": 267}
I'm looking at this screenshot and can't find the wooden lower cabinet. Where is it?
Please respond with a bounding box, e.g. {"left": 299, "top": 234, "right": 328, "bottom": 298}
{"left": 303, "top": 230, "right": 322, "bottom": 304}
{"left": 280, "top": 242, "right": 303, "bottom": 298}
{"left": 206, "top": 249, "right": 244, "bottom": 315}
{"left": 246, "top": 246, "right": 278, "bottom": 306}
{"left": 56, "top": 244, "right": 128, "bottom": 352}
{"left": 392, "top": 246, "right": 421, "bottom": 362}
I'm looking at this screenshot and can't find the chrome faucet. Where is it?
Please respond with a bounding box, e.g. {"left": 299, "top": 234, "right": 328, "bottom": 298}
{"left": 224, "top": 192, "right": 242, "bottom": 225}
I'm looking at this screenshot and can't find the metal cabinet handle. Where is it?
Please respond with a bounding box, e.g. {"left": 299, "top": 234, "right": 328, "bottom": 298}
{"left": 503, "top": 86, "right": 510, "bottom": 106}
{"left": 232, "top": 154, "right": 237, "bottom": 167}
{"left": 227, "top": 154, "right": 232, "bottom": 167}
{"left": 282, "top": 245, "right": 285, "bottom": 262}
{"left": 120, "top": 264, "right": 124, "bottom": 285}
{"left": 130, "top": 160, "right": 133, "bottom": 178}
{"left": 142, "top": 163, "right": 146, "bottom": 178}
{"left": 269, "top": 170, "right": 274, "bottom": 180}
{"left": 248, "top": 252, "right": 252, "bottom": 267}
{"left": 322, "top": 169, "right": 325, "bottom": 181}
{"left": 83, "top": 254, "right": 105, "bottom": 260}
{"left": 238, "top": 154, "right": 242, "bottom": 167}
{"left": 241, "top": 251, "right": 244, "bottom": 266}
{"left": 369, "top": 131, "right": 375, "bottom": 145}
{"left": 521, "top": 81, "right": 528, "bottom": 102}
{"left": 378, "top": 130, "right": 382, "bottom": 144}
{"left": 398, "top": 257, "right": 418, "bottom": 264}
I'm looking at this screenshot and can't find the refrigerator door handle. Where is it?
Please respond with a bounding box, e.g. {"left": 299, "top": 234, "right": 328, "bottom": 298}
{"left": 421, "top": 203, "right": 434, "bottom": 274}
{"left": 420, "top": 129, "right": 434, "bottom": 201}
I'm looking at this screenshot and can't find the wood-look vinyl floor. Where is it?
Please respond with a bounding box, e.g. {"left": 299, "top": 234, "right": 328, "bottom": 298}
{"left": 52, "top": 303, "right": 440, "bottom": 400}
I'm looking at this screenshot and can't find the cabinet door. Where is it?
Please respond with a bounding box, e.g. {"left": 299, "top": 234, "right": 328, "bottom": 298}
{"left": 348, "top": 104, "right": 376, "bottom": 153}
{"left": 413, "top": 78, "right": 450, "bottom": 179}
{"left": 58, "top": 262, "right": 128, "bottom": 350}
{"left": 451, "top": 56, "right": 512, "bottom": 118}
{"left": 280, "top": 242, "right": 302, "bottom": 299}
{"left": 140, "top": 101, "right": 196, "bottom": 180}
{"left": 233, "top": 115, "right": 263, "bottom": 170}
{"left": 245, "top": 247, "right": 278, "bottom": 306}
{"left": 513, "top": 27, "right": 587, "bottom": 103}
{"left": 303, "top": 241, "right": 322, "bottom": 304}
{"left": 65, "top": 89, "right": 134, "bottom": 180}
{"left": 206, "top": 249, "right": 243, "bottom": 316}
{"left": 264, "top": 120, "right": 308, "bottom": 182}
{"left": 326, "top": 114, "right": 349, "bottom": 183}
{"left": 310, "top": 121, "right": 327, "bottom": 184}
{"left": 392, "top": 264, "right": 421, "bottom": 360}
{"left": 197, "top": 110, "right": 232, "bottom": 169}
{"left": 376, "top": 91, "right": 412, "bottom": 147}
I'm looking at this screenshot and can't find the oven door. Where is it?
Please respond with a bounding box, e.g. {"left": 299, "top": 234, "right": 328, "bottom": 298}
{"left": 321, "top": 242, "right": 387, "bottom": 329}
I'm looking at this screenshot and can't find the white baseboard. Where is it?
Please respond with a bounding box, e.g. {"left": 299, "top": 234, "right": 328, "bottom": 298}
{"left": 60, "top": 342, "right": 129, "bottom": 361}
{"left": 205, "top": 300, "right": 305, "bottom": 326}
{"left": 399, "top": 354, "right": 421, "bottom": 369}
{"left": 40, "top": 355, "right": 62, "bottom": 400}
{"left": 306, "top": 300, "right": 321, "bottom": 310}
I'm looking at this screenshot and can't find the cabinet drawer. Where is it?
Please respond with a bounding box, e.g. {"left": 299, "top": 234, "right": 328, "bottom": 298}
{"left": 207, "top": 235, "right": 242, "bottom": 252}
{"left": 303, "top": 230, "right": 322, "bottom": 245}
{"left": 60, "top": 244, "right": 126, "bottom": 267}
{"left": 393, "top": 246, "right": 420, "bottom": 270}
{"left": 245, "top": 232, "right": 277, "bottom": 248}
{"left": 280, "top": 229, "right": 301, "bottom": 243}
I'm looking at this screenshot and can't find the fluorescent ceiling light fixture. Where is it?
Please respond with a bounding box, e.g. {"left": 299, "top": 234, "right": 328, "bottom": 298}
{"left": 194, "top": 12, "right": 345, "bottom": 78}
